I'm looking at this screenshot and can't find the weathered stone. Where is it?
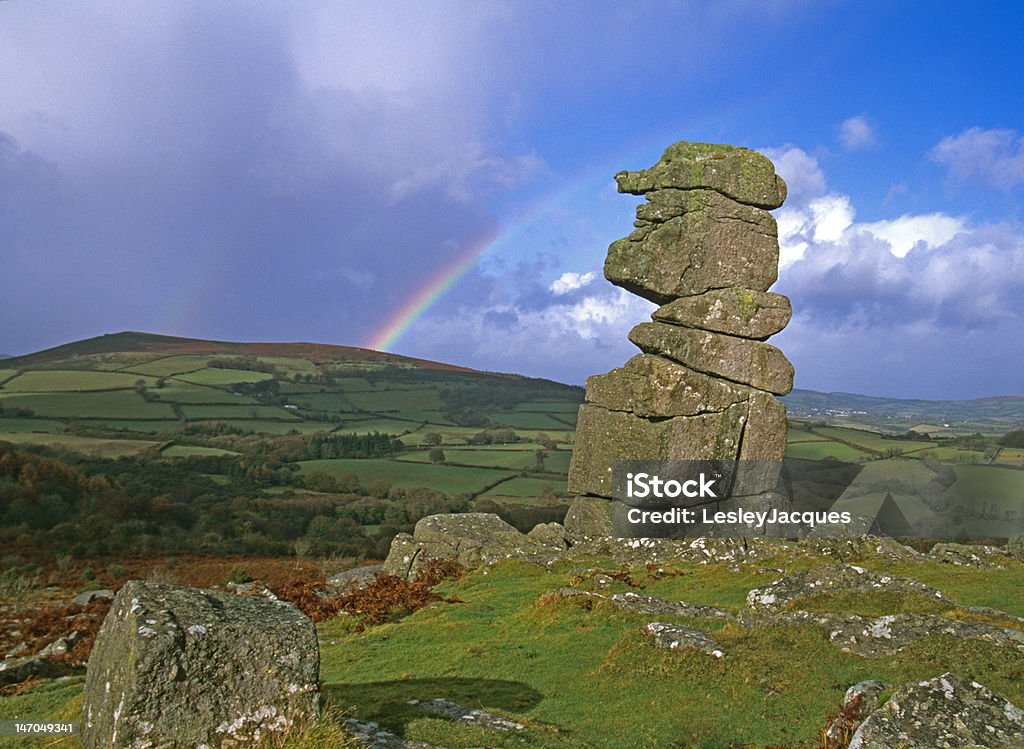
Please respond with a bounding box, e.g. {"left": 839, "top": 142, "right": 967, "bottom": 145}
{"left": 605, "top": 190, "right": 779, "bottom": 302}
{"left": 615, "top": 141, "right": 787, "bottom": 209}
{"left": 328, "top": 564, "right": 384, "bottom": 590}
{"left": 527, "top": 522, "right": 569, "bottom": 549}
{"left": 609, "top": 591, "right": 733, "bottom": 619}
{"left": 652, "top": 287, "right": 791, "bottom": 339}
{"left": 643, "top": 622, "right": 725, "bottom": 657}
{"left": 81, "top": 581, "right": 319, "bottom": 749}
{"left": 1008, "top": 533, "right": 1024, "bottom": 560}
{"left": 825, "top": 680, "right": 890, "bottom": 744}
{"left": 568, "top": 403, "right": 746, "bottom": 497}
{"left": 762, "top": 610, "right": 1024, "bottom": 657}
{"left": 741, "top": 564, "right": 947, "bottom": 622}
{"left": 739, "top": 391, "right": 788, "bottom": 462}
{"left": 73, "top": 589, "right": 114, "bottom": 606}
{"left": 929, "top": 541, "right": 1009, "bottom": 567}
{"left": 585, "top": 354, "right": 751, "bottom": 418}
{"left": 0, "top": 655, "right": 77, "bottom": 686}
{"left": 409, "top": 698, "right": 525, "bottom": 731}
{"left": 629, "top": 321, "right": 794, "bottom": 395}
{"left": 563, "top": 496, "right": 614, "bottom": 541}
{"left": 848, "top": 673, "right": 1024, "bottom": 749}
{"left": 383, "top": 513, "right": 550, "bottom": 579}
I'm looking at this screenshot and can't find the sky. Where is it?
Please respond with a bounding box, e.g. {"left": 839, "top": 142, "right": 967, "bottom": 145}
{"left": 1, "top": 1, "right": 1022, "bottom": 400}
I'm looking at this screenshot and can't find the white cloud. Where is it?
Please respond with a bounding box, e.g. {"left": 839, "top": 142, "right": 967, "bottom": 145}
{"left": 931, "top": 127, "right": 1024, "bottom": 190}
{"left": 762, "top": 145, "right": 825, "bottom": 201}
{"left": 549, "top": 271, "right": 596, "bottom": 295}
{"left": 857, "top": 213, "right": 965, "bottom": 258}
{"left": 809, "top": 195, "right": 855, "bottom": 242}
{"left": 838, "top": 115, "right": 877, "bottom": 150}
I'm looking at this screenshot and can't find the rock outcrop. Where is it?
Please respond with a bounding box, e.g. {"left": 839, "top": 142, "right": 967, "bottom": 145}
{"left": 848, "top": 673, "right": 1024, "bottom": 748}
{"left": 567, "top": 141, "right": 793, "bottom": 518}
{"left": 81, "top": 581, "right": 319, "bottom": 748}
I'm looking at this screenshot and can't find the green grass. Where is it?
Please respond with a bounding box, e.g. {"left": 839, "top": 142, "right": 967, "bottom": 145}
{"left": 0, "top": 675, "right": 83, "bottom": 748}
{"left": 513, "top": 401, "right": 582, "bottom": 413}
{"left": 298, "top": 458, "right": 513, "bottom": 495}
{"left": 784, "top": 440, "right": 871, "bottom": 461}
{"left": 480, "top": 476, "right": 567, "bottom": 499}
{"left": 540, "top": 451, "right": 572, "bottom": 475}
{"left": 996, "top": 448, "right": 1024, "bottom": 466}
{"left": 147, "top": 385, "right": 259, "bottom": 405}
{"left": 175, "top": 368, "right": 276, "bottom": 386}
{"left": 316, "top": 557, "right": 1024, "bottom": 748}
{"left": 397, "top": 449, "right": 540, "bottom": 470}
{"left": 179, "top": 404, "right": 301, "bottom": 420}
{"left": 161, "top": 444, "right": 241, "bottom": 457}
{"left": 812, "top": 426, "right": 933, "bottom": 454}
{"left": 0, "top": 391, "right": 176, "bottom": 419}
{"left": 344, "top": 389, "right": 444, "bottom": 412}
{"left": 1, "top": 370, "right": 159, "bottom": 392}
{"left": 118, "top": 355, "right": 213, "bottom": 377}
{"left": 945, "top": 464, "right": 1024, "bottom": 509}
{"left": 0, "top": 432, "right": 161, "bottom": 457}
{"left": 484, "top": 412, "right": 577, "bottom": 430}
{"left": 329, "top": 418, "right": 421, "bottom": 434}
{"left": 0, "top": 417, "right": 66, "bottom": 433}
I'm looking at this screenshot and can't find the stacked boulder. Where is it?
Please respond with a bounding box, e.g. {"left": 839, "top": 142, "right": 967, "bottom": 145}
{"left": 568, "top": 141, "right": 793, "bottom": 509}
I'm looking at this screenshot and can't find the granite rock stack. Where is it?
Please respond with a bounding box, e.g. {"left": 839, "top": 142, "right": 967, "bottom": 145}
{"left": 568, "top": 141, "right": 793, "bottom": 505}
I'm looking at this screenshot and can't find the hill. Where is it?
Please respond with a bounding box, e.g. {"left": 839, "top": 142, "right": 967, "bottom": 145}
{"left": 782, "top": 388, "right": 1024, "bottom": 435}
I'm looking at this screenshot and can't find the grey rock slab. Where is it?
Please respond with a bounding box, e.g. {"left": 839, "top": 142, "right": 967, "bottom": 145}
{"left": 81, "top": 581, "right": 319, "bottom": 749}
{"left": 585, "top": 354, "right": 752, "bottom": 418}
{"left": 848, "top": 673, "right": 1024, "bottom": 749}
{"left": 825, "top": 680, "right": 890, "bottom": 744}
{"left": 563, "top": 496, "right": 614, "bottom": 542}
{"left": 1, "top": 655, "right": 78, "bottom": 686}
{"left": 629, "top": 321, "right": 793, "bottom": 395}
{"left": 526, "top": 521, "right": 569, "bottom": 549}
{"left": 605, "top": 189, "right": 780, "bottom": 302}
{"left": 384, "top": 513, "right": 550, "bottom": 580}
{"left": 73, "top": 589, "right": 115, "bottom": 606}
{"left": 643, "top": 622, "right": 725, "bottom": 657}
{"left": 610, "top": 592, "right": 733, "bottom": 619}
{"left": 615, "top": 141, "right": 787, "bottom": 209}
{"left": 652, "top": 287, "right": 792, "bottom": 340}
{"left": 567, "top": 403, "right": 746, "bottom": 498}
{"left": 410, "top": 697, "right": 525, "bottom": 731}
{"left": 742, "top": 564, "right": 948, "bottom": 621}
{"left": 328, "top": 564, "right": 384, "bottom": 590}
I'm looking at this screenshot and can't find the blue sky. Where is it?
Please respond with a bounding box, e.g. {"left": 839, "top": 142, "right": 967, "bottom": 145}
{"left": 1, "top": 1, "right": 1022, "bottom": 399}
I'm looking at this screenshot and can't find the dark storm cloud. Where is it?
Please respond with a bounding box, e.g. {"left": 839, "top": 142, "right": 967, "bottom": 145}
{"left": 0, "top": 2, "right": 534, "bottom": 356}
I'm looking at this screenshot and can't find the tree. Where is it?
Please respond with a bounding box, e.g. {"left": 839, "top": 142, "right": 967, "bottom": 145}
{"left": 429, "top": 448, "right": 446, "bottom": 464}
{"left": 423, "top": 432, "right": 442, "bottom": 446}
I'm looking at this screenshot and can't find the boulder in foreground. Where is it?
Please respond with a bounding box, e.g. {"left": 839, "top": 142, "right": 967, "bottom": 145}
{"left": 82, "top": 580, "right": 319, "bottom": 748}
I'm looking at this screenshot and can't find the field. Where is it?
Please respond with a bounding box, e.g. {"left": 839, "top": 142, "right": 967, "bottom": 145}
{"left": 299, "top": 458, "right": 518, "bottom": 496}
{"left": 6, "top": 550, "right": 1024, "bottom": 748}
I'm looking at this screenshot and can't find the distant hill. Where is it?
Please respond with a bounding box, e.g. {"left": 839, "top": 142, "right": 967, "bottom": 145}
{"left": 782, "top": 388, "right": 1024, "bottom": 434}
{"left": 3, "top": 331, "right": 481, "bottom": 373}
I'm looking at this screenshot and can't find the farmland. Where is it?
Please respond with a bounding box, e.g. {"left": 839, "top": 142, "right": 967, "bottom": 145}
{"left": 0, "top": 332, "right": 1020, "bottom": 565}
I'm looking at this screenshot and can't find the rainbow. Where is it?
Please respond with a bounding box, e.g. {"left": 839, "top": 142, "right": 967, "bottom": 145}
{"left": 365, "top": 224, "right": 503, "bottom": 352}
{"left": 363, "top": 124, "right": 733, "bottom": 353}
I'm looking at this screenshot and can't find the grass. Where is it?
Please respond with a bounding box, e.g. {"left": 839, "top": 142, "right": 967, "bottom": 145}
{"left": 161, "top": 444, "right": 241, "bottom": 457}
{"left": 316, "top": 556, "right": 1024, "bottom": 748}
{"left": 4, "top": 554, "right": 1024, "bottom": 748}
{"left": 0, "top": 391, "right": 175, "bottom": 419}
{"left": 397, "top": 449, "right": 541, "bottom": 471}
{"left": 0, "top": 370, "right": 159, "bottom": 392}
{"left": 0, "top": 417, "right": 66, "bottom": 433}
{"left": 479, "top": 476, "right": 567, "bottom": 499}
{"left": 175, "top": 368, "right": 275, "bottom": 386}
{"left": 0, "top": 432, "right": 162, "bottom": 457}
{"left": 785, "top": 440, "right": 871, "bottom": 461}
{"left": 116, "top": 354, "right": 213, "bottom": 377}
{"left": 298, "top": 459, "right": 515, "bottom": 495}
{"left": 178, "top": 404, "right": 300, "bottom": 420}
{"left": 484, "top": 412, "right": 578, "bottom": 430}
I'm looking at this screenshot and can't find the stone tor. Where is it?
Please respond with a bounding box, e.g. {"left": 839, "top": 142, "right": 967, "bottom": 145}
{"left": 568, "top": 141, "right": 793, "bottom": 507}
